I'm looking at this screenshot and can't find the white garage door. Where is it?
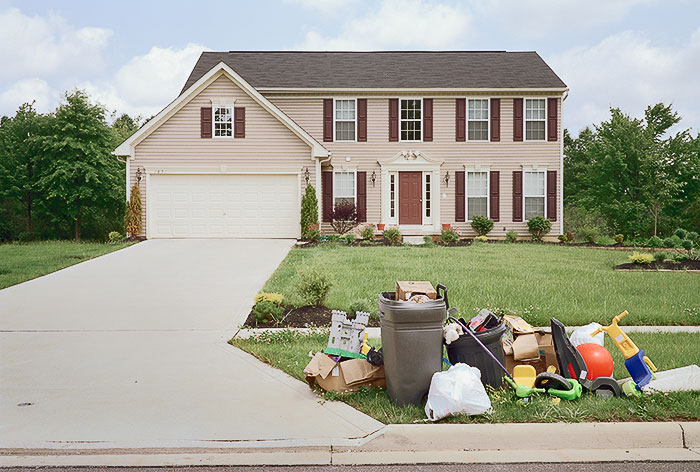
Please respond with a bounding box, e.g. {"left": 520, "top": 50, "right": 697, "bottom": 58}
{"left": 148, "top": 174, "right": 300, "bottom": 238}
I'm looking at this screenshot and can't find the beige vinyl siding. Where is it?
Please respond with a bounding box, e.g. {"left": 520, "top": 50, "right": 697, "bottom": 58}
{"left": 130, "top": 75, "right": 316, "bottom": 237}
{"left": 269, "top": 94, "right": 563, "bottom": 237}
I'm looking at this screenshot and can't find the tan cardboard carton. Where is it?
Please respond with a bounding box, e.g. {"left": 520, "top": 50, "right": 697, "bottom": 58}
{"left": 303, "top": 352, "right": 386, "bottom": 393}
{"left": 396, "top": 281, "right": 437, "bottom": 301}
{"left": 503, "top": 330, "right": 558, "bottom": 375}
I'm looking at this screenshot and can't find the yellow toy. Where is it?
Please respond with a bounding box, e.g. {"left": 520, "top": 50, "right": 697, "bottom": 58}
{"left": 361, "top": 332, "right": 371, "bottom": 355}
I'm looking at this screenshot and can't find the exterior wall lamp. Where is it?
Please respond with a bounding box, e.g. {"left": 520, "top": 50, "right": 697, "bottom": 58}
{"left": 444, "top": 171, "right": 450, "bottom": 187}
{"left": 303, "top": 167, "right": 310, "bottom": 184}
{"left": 371, "top": 170, "right": 376, "bottom": 186}
{"left": 136, "top": 167, "right": 143, "bottom": 183}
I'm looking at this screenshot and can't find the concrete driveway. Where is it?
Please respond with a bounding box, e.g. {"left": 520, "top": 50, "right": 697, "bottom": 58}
{"left": 0, "top": 240, "right": 381, "bottom": 448}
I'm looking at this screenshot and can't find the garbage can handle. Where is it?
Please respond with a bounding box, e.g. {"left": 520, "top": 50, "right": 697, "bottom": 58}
{"left": 436, "top": 284, "right": 448, "bottom": 308}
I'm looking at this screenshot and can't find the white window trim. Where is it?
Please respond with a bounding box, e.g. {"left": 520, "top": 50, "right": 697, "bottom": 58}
{"left": 464, "top": 169, "right": 490, "bottom": 222}
{"left": 466, "top": 97, "right": 490, "bottom": 142}
{"left": 523, "top": 169, "right": 547, "bottom": 221}
{"left": 422, "top": 172, "right": 433, "bottom": 224}
{"left": 524, "top": 97, "right": 547, "bottom": 142}
{"left": 399, "top": 97, "right": 423, "bottom": 143}
{"left": 332, "top": 169, "right": 357, "bottom": 207}
{"left": 212, "top": 105, "right": 235, "bottom": 139}
{"left": 333, "top": 98, "right": 358, "bottom": 142}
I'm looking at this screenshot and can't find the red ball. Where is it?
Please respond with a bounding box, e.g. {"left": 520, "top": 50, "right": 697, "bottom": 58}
{"left": 576, "top": 343, "right": 614, "bottom": 380}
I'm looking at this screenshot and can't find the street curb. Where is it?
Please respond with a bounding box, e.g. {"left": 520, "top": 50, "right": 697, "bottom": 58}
{"left": 2, "top": 422, "right": 699, "bottom": 466}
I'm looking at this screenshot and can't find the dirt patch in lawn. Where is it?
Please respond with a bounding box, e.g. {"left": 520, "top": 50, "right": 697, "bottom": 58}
{"left": 614, "top": 260, "right": 700, "bottom": 271}
{"left": 242, "top": 305, "right": 381, "bottom": 328}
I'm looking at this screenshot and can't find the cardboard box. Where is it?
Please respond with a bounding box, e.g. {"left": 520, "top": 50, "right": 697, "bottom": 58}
{"left": 396, "top": 281, "right": 437, "bottom": 301}
{"left": 503, "top": 330, "right": 558, "bottom": 375}
{"left": 303, "top": 352, "right": 386, "bottom": 393}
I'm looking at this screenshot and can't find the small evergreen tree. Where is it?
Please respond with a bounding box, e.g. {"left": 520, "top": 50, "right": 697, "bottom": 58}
{"left": 300, "top": 184, "right": 319, "bottom": 238}
{"left": 125, "top": 182, "right": 142, "bottom": 239}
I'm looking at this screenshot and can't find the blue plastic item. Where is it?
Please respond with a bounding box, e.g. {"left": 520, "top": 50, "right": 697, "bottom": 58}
{"left": 625, "top": 349, "right": 654, "bottom": 389}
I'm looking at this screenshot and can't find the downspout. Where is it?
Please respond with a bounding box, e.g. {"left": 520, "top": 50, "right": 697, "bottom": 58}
{"left": 560, "top": 90, "right": 569, "bottom": 232}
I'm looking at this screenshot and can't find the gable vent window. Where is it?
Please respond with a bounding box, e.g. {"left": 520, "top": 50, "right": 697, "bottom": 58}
{"left": 525, "top": 99, "right": 546, "bottom": 141}
{"left": 467, "top": 99, "right": 489, "bottom": 141}
{"left": 400, "top": 99, "right": 422, "bottom": 141}
{"left": 335, "top": 99, "right": 356, "bottom": 141}
{"left": 213, "top": 106, "right": 233, "bottom": 137}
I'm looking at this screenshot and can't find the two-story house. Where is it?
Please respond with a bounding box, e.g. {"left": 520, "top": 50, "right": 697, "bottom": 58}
{"left": 114, "top": 51, "right": 568, "bottom": 239}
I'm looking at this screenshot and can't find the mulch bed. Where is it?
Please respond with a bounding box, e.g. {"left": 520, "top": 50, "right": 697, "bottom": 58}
{"left": 243, "top": 304, "right": 381, "bottom": 328}
{"left": 614, "top": 260, "right": 700, "bottom": 271}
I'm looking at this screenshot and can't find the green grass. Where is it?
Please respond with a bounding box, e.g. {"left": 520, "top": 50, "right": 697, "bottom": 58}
{"left": 262, "top": 243, "right": 700, "bottom": 326}
{"left": 231, "top": 330, "right": 700, "bottom": 424}
{"left": 0, "top": 240, "right": 134, "bottom": 289}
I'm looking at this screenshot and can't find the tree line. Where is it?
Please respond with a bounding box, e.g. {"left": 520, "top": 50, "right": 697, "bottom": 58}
{"left": 0, "top": 91, "right": 142, "bottom": 241}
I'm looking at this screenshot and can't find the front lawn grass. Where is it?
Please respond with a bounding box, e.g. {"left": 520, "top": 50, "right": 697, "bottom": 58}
{"left": 0, "top": 240, "right": 134, "bottom": 289}
{"left": 231, "top": 330, "right": 700, "bottom": 424}
{"left": 262, "top": 243, "right": 700, "bottom": 326}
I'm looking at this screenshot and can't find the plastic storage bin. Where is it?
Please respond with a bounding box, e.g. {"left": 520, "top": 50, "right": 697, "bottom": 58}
{"left": 446, "top": 323, "right": 506, "bottom": 389}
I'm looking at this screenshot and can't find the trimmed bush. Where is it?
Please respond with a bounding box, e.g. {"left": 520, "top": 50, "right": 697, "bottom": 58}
{"left": 663, "top": 236, "right": 682, "bottom": 248}
{"left": 596, "top": 236, "right": 617, "bottom": 246}
{"left": 254, "top": 291, "right": 284, "bottom": 305}
{"left": 674, "top": 228, "right": 688, "bottom": 240}
{"left": 527, "top": 216, "right": 552, "bottom": 241}
{"left": 300, "top": 184, "right": 319, "bottom": 239}
{"left": 440, "top": 228, "right": 459, "bottom": 243}
{"left": 474, "top": 235, "right": 488, "bottom": 243}
{"left": 647, "top": 236, "right": 663, "bottom": 248}
{"left": 506, "top": 231, "right": 518, "bottom": 243}
{"left": 614, "top": 234, "right": 624, "bottom": 244}
{"left": 295, "top": 266, "right": 333, "bottom": 306}
{"left": 470, "top": 216, "right": 494, "bottom": 236}
{"left": 383, "top": 227, "right": 402, "bottom": 245}
{"left": 108, "top": 231, "right": 123, "bottom": 243}
{"left": 557, "top": 234, "right": 568, "bottom": 243}
{"left": 360, "top": 226, "right": 375, "bottom": 240}
{"left": 252, "top": 300, "right": 284, "bottom": 324}
{"left": 628, "top": 252, "right": 653, "bottom": 264}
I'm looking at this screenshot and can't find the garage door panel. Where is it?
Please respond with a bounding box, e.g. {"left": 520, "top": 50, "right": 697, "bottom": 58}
{"left": 149, "top": 174, "right": 299, "bottom": 238}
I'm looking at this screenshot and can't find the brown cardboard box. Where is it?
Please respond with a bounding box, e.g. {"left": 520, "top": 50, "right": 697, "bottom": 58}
{"left": 503, "top": 330, "right": 558, "bottom": 375}
{"left": 396, "top": 281, "right": 437, "bottom": 301}
{"left": 303, "top": 352, "right": 386, "bottom": 393}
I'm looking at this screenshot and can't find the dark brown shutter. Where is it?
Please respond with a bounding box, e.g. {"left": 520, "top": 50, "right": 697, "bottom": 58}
{"left": 490, "top": 171, "right": 500, "bottom": 222}
{"left": 357, "top": 171, "right": 367, "bottom": 222}
{"left": 512, "top": 171, "right": 523, "bottom": 222}
{"left": 423, "top": 98, "right": 433, "bottom": 142}
{"left": 490, "top": 98, "right": 500, "bottom": 142}
{"left": 547, "top": 98, "right": 558, "bottom": 142}
{"left": 357, "top": 99, "right": 367, "bottom": 142}
{"left": 322, "top": 171, "right": 333, "bottom": 222}
{"left": 234, "top": 107, "right": 245, "bottom": 138}
{"left": 456, "top": 98, "right": 466, "bottom": 142}
{"left": 323, "top": 99, "right": 333, "bottom": 142}
{"left": 513, "top": 98, "right": 523, "bottom": 142}
{"left": 547, "top": 170, "right": 557, "bottom": 221}
{"left": 455, "top": 171, "right": 465, "bottom": 222}
{"left": 389, "top": 98, "right": 399, "bottom": 142}
{"left": 200, "top": 107, "right": 212, "bottom": 138}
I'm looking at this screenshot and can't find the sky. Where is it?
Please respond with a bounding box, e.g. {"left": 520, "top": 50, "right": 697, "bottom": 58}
{"left": 1, "top": 0, "right": 699, "bottom": 136}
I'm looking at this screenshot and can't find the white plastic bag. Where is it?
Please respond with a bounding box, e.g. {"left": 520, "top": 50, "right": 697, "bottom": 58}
{"left": 425, "top": 363, "right": 491, "bottom": 421}
{"left": 570, "top": 322, "right": 604, "bottom": 347}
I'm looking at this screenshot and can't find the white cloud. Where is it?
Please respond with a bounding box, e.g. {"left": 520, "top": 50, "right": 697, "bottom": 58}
{"left": 0, "top": 7, "right": 112, "bottom": 81}
{"left": 549, "top": 28, "right": 700, "bottom": 134}
{"left": 297, "top": 0, "right": 472, "bottom": 50}
{"left": 0, "top": 78, "right": 55, "bottom": 114}
{"left": 79, "top": 43, "right": 207, "bottom": 118}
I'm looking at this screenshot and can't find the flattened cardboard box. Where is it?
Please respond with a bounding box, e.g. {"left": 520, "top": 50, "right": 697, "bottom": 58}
{"left": 396, "top": 281, "right": 437, "bottom": 301}
{"left": 304, "top": 352, "right": 386, "bottom": 393}
{"left": 503, "top": 330, "right": 558, "bottom": 375}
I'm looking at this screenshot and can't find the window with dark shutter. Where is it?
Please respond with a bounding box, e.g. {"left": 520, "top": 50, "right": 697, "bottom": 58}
{"left": 547, "top": 98, "right": 558, "bottom": 142}
{"left": 423, "top": 98, "right": 433, "bottom": 142}
{"left": 201, "top": 107, "right": 212, "bottom": 138}
{"left": 357, "top": 171, "right": 367, "bottom": 221}
{"left": 455, "top": 171, "right": 465, "bottom": 222}
{"left": 513, "top": 171, "right": 523, "bottom": 222}
{"left": 323, "top": 99, "right": 333, "bottom": 142}
{"left": 322, "top": 171, "right": 333, "bottom": 222}
{"left": 456, "top": 98, "right": 466, "bottom": 142}
{"left": 490, "top": 171, "right": 500, "bottom": 221}
{"left": 513, "top": 98, "right": 523, "bottom": 142}
{"left": 234, "top": 107, "right": 245, "bottom": 138}
{"left": 490, "top": 98, "right": 500, "bottom": 142}
{"left": 547, "top": 170, "right": 557, "bottom": 220}
{"left": 389, "top": 99, "right": 399, "bottom": 142}
{"left": 357, "top": 99, "right": 367, "bottom": 142}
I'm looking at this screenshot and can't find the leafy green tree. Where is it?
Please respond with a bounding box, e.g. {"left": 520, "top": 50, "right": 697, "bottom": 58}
{"left": 37, "top": 91, "right": 124, "bottom": 241}
{"left": 111, "top": 113, "right": 142, "bottom": 144}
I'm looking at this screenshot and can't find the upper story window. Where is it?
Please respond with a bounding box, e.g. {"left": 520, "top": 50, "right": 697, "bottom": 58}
{"left": 213, "top": 106, "right": 233, "bottom": 137}
{"left": 467, "top": 99, "right": 489, "bottom": 141}
{"left": 400, "top": 99, "right": 422, "bottom": 141}
{"left": 334, "top": 171, "right": 356, "bottom": 206}
{"left": 334, "top": 99, "right": 356, "bottom": 141}
{"left": 524, "top": 170, "right": 545, "bottom": 219}
{"left": 467, "top": 171, "right": 488, "bottom": 220}
{"left": 525, "top": 99, "right": 546, "bottom": 141}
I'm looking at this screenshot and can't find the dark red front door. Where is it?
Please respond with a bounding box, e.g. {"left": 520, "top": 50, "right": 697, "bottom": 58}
{"left": 399, "top": 172, "right": 422, "bottom": 224}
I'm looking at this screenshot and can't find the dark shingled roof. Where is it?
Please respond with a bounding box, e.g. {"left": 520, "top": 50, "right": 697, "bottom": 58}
{"left": 180, "top": 51, "right": 567, "bottom": 94}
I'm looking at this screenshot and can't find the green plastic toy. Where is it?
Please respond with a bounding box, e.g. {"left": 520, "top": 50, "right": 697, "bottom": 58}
{"left": 505, "top": 376, "right": 583, "bottom": 401}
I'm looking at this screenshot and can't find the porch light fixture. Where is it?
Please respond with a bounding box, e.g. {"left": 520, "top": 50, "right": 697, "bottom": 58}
{"left": 371, "top": 170, "right": 376, "bottom": 186}
{"left": 135, "top": 167, "right": 143, "bottom": 183}
{"left": 444, "top": 171, "right": 450, "bottom": 187}
{"left": 303, "top": 167, "right": 310, "bottom": 184}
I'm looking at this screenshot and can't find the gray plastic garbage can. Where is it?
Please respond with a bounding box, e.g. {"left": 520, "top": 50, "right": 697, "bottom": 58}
{"left": 378, "top": 289, "right": 446, "bottom": 406}
{"left": 446, "top": 323, "right": 506, "bottom": 389}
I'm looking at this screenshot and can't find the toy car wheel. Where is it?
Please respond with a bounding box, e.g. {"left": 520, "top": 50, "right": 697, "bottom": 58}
{"left": 534, "top": 372, "right": 572, "bottom": 391}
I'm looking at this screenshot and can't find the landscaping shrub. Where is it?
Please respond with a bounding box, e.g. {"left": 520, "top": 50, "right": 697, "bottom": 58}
{"left": 360, "top": 226, "right": 375, "bottom": 240}
{"left": 383, "top": 227, "right": 402, "bottom": 245}
{"left": 647, "top": 236, "right": 663, "bottom": 248}
{"left": 343, "top": 233, "right": 355, "bottom": 244}
{"left": 125, "top": 183, "right": 142, "bottom": 239}
{"left": 295, "top": 266, "right": 333, "bottom": 306}
{"left": 687, "top": 231, "right": 699, "bottom": 243}
{"left": 439, "top": 228, "right": 459, "bottom": 243}
{"left": 614, "top": 234, "right": 624, "bottom": 244}
{"left": 527, "top": 216, "right": 552, "bottom": 241}
{"left": 629, "top": 252, "right": 654, "bottom": 265}
{"left": 506, "top": 231, "right": 518, "bottom": 243}
{"left": 108, "top": 231, "right": 123, "bottom": 243}
{"left": 470, "top": 216, "right": 494, "bottom": 236}
{"left": 330, "top": 200, "right": 358, "bottom": 235}
{"left": 252, "top": 300, "right": 285, "bottom": 324}
{"left": 596, "top": 236, "right": 617, "bottom": 246}
{"left": 306, "top": 223, "right": 321, "bottom": 242}
{"left": 300, "top": 184, "right": 319, "bottom": 239}
{"left": 674, "top": 228, "right": 688, "bottom": 240}
{"left": 348, "top": 299, "right": 372, "bottom": 316}
{"left": 557, "top": 234, "right": 568, "bottom": 243}
{"left": 565, "top": 232, "right": 574, "bottom": 242}
{"left": 663, "top": 236, "right": 682, "bottom": 248}
{"left": 254, "top": 291, "right": 284, "bottom": 305}
{"left": 474, "top": 235, "right": 488, "bottom": 243}
{"left": 326, "top": 234, "right": 340, "bottom": 242}
{"left": 654, "top": 252, "right": 667, "bottom": 262}
{"left": 423, "top": 235, "right": 434, "bottom": 246}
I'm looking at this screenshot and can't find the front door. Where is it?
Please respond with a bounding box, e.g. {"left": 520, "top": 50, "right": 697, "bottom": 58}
{"left": 398, "top": 171, "right": 422, "bottom": 225}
